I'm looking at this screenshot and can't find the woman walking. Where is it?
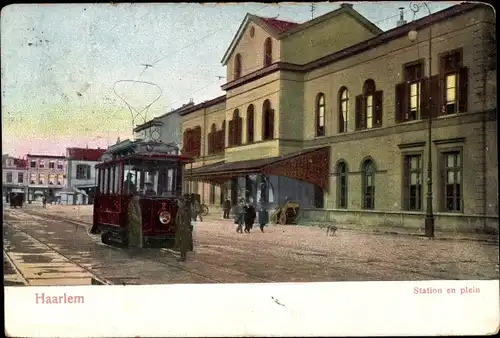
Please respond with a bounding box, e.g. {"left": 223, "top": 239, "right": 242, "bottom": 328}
{"left": 258, "top": 197, "right": 269, "bottom": 233}
{"left": 235, "top": 197, "right": 245, "bottom": 234}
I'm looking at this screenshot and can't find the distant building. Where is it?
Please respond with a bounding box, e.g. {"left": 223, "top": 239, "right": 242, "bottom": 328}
{"left": 26, "top": 154, "right": 67, "bottom": 202}
{"left": 2, "top": 155, "right": 28, "bottom": 201}
{"left": 133, "top": 100, "right": 194, "bottom": 148}
{"left": 64, "top": 147, "right": 106, "bottom": 204}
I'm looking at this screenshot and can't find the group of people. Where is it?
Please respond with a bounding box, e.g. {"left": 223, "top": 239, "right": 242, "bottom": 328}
{"left": 223, "top": 197, "right": 269, "bottom": 234}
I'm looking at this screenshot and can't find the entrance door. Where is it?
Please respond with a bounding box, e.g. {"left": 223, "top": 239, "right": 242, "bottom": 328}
{"left": 313, "top": 185, "right": 324, "bottom": 209}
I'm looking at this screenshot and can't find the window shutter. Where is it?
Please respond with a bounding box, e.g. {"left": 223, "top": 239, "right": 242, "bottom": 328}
{"left": 374, "top": 90, "right": 383, "bottom": 127}
{"left": 420, "top": 77, "right": 430, "bottom": 118}
{"left": 355, "top": 95, "right": 364, "bottom": 130}
{"left": 228, "top": 120, "right": 234, "bottom": 146}
{"left": 458, "top": 66, "right": 468, "bottom": 113}
{"left": 237, "top": 116, "right": 243, "bottom": 145}
{"left": 402, "top": 157, "right": 410, "bottom": 210}
{"left": 86, "top": 165, "right": 91, "bottom": 180}
{"left": 429, "top": 75, "right": 441, "bottom": 118}
{"left": 269, "top": 110, "right": 275, "bottom": 139}
{"left": 338, "top": 109, "right": 345, "bottom": 133}
{"left": 395, "top": 82, "right": 407, "bottom": 123}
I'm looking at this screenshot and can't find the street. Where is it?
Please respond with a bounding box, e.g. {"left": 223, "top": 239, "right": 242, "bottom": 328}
{"left": 3, "top": 204, "right": 499, "bottom": 286}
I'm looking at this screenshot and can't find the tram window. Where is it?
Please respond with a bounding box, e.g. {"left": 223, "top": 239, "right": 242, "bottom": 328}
{"left": 115, "top": 164, "right": 122, "bottom": 194}
{"left": 104, "top": 168, "right": 109, "bottom": 194}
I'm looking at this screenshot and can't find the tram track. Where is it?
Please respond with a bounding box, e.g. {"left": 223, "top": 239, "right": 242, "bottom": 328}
{"left": 3, "top": 221, "right": 114, "bottom": 286}
{"left": 9, "top": 209, "right": 272, "bottom": 284}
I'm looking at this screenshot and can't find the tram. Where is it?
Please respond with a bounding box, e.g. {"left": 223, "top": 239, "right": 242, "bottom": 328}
{"left": 91, "top": 140, "right": 194, "bottom": 248}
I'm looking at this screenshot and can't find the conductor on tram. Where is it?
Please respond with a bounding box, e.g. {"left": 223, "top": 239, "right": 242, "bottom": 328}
{"left": 144, "top": 181, "right": 157, "bottom": 196}
{"left": 123, "top": 173, "right": 137, "bottom": 195}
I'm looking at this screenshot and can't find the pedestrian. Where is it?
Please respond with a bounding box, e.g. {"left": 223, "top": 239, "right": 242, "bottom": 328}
{"left": 42, "top": 194, "right": 47, "bottom": 209}
{"left": 258, "top": 197, "right": 269, "bottom": 233}
{"left": 191, "top": 199, "right": 203, "bottom": 222}
{"left": 244, "top": 198, "right": 256, "bottom": 233}
{"left": 235, "top": 197, "right": 245, "bottom": 234}
{"left": 223, "top": 197, "right": 231, "bottom": 219}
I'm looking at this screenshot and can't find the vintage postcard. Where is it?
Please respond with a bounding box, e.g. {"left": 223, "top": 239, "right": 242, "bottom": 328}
{"left": 2, "top": 2, "right": 498, "bottom": 337}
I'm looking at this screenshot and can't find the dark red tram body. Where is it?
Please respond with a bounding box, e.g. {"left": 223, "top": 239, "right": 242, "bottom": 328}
{"left": 92, "top": 140, "right": 193, "bottom": 247}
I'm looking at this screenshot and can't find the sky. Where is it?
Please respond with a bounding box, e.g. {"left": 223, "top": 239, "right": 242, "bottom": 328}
{"left": 1, "top": 2, "right": 456, "bottom": 158}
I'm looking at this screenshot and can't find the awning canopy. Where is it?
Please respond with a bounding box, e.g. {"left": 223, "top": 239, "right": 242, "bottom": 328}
{"left": 185, "top": 146, "right": 330, "bottom": 191}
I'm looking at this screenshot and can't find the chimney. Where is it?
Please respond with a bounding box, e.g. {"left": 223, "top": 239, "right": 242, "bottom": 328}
{"left": 340, "top": 3, "right": 353, "bottom": 8}
{"left": 397, "top": 7, "right": 407, "bottom": 27}
{"left": 189, "top": 98, "right": 194, "bottom": 104}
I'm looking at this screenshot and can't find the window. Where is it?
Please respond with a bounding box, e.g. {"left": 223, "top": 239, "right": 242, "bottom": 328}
{"left": 247, "top": 105, "right": 255, "bottom": 143}
{"left": 6, "top": 172, "right": 13, "bottom": 183}
{"left": 229, "top": 109, "right": 242, "bottom": 146}
{"left": 362, "top": 159, "right": 375, "bottom": 209}
{"left": 30, "top": 160, "right": 36, "bottom": 168}
{"left": 57, "top": 161, "right": 64, "bottom": 170}
{"left": 262, "top": 99, "right": 274, "bottom": 140}
{"left": 439, "top": 50, "right": 468, "bottom": 115}
{"left": 183, "top": 127, "right": 202, "bottom": 157}
{"left": 356, "top": 79, "right": 383, "bottom": 130}
{"left": 39, "top": 160, "right": 45, "bottom": 169}
{"left": 338, "top": 87, "right": 349, "bottom": 133}
{"left": 403, "top": 155, "right": 422, "bottom": 211}
{"left": 264, "top": 37, "right": 272, "bottom": 67}
{"left": 208, "top": 123, "right": 217, "bottom": 154}
{"left": 315, "top": 93, "right": 325, "bottom": 137}
{"left": 30, "top": 173, "right": 37, "bottom": 184}
{"left": 57, "top": 174, "right": 64, "bottom": 185}
{"left": 6, "top": 159, "right": 13, "bottom": 167}
{"left": 336, "top": 161, "right": 348, "bottom": 209}
{"left": 76, "top": 164, "right": 91, "bottom": 180}
{"left": 443, "top": 151, "right": 462, "bottom": 212}
{"left": 405, "top": 62, "right": 423, "bottom": 121}
{"left": 49, "top": 161, "right": 55, "bottom": 169}
{"left": 48, "top": 174, "right": 55, "bottom": 185}
{"left": 234, "top": 53, "right": 242, "bottom": 80}
{"left": 209, "top": 184, "right": 216, "bottom": 204}
{"left": 17, "top": 172, "right": 23, "bottom": 183}
{"left": 39, "top": 174, "right": 46, "bottom": 185}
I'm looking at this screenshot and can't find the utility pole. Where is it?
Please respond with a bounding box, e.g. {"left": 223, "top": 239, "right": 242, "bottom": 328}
{"left": 310, "top": 3, "right": 316, "bottom": 20}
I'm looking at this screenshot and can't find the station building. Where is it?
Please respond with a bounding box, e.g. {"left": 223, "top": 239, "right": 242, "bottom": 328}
{"left": 179, "top": 3, "right": 497, "bottom": 233}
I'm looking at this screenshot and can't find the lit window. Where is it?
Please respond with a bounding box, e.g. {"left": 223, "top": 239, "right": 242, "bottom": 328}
{"left": 366, "top": 95, "right": 373, "bottom": 129}
{"left": 409, "top": 82, "right": 420, "bottom": 120}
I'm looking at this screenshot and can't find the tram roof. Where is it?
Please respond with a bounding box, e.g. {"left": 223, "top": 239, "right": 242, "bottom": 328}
{"left": 96, "top": 140, "right": 193, "bottom": 168}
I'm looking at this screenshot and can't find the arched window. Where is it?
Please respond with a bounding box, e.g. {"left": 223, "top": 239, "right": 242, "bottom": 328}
{"left": 355, "top": 79, "right": 383, "bottom": 130}
{"left": 336, "top": 161, "right": 348, "bottom": 209}
{"left": 264, "top": 38, "right": 272, "bottom": 67}
{"left": 183, "top": 129, "right": 191, "bottom": 154}
{"left": 234, "top": 53, "right": 242, "bottom": 80}
{"left": 338, "top": 87, "right": 349, "bottom": 133}
{"left": 230, "top": 109, "right": 242, "bottom": 146}
{"left": 262, "top": 99, "right": 274, "bottom": 140}
{"left": 315, "top": 93, "right": 325, "bottom": 137}
{"left": 362, "top": 158, "right": 375, "bottom": 209}
{"left": 247, "top": 105, "right": 255, "bottom": 143}
{"left": 221, "top": 120, "right": 226, "bottom": 150}
{"left": 193, "top": 126, "right": 202, "bottom": 157}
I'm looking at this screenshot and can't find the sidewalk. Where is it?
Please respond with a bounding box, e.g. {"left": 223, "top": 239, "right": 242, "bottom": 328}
{"left": 201, "top": 214, "right": 499, "bottom": 244}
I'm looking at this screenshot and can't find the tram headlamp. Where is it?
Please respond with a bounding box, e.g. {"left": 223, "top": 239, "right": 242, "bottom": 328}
{"left": 159, "top": 211, "right": 172, "bottom": 225}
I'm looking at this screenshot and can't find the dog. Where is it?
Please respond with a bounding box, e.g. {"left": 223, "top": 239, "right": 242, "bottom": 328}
{"left": 326, "top": 225, "right": 338, "bottom": 236}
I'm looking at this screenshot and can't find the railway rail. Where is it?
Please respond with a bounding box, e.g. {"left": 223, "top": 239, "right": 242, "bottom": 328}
{"left": 9, "top": 209, "right": 272, "bottom": 284}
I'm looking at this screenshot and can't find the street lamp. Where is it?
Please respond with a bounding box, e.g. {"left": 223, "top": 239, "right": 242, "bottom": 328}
{"left": 408, "top": 2, "right": 435, "bottom": 238}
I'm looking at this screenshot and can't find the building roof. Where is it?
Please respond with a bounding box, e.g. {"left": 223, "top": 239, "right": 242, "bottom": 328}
{"left": 66, "top": 147, "right": 106, "bottom": 161}
{"left": 27, "top": 154, "right": 66, "bottom": 159}
{"left": 179, "top": 95, "right": 226, "bottom": 116}
{"left": 221, "top": 2, "right": 483, "bottom": 91}
{"left": 256, "top": 16, "right": 299, "bottom": 33}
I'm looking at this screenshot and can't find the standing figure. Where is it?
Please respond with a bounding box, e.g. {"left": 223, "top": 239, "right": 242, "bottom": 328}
{"left": 244, "top": 199, "right": 256, "bottom": 233}
{"left": 222, "top": 197, "right": 231, "bottom": 219}
{"left": 235, "top": 198, "right": 245, "bottom": 234}
{"left": 191, "top": 199, "right": 203, "bottom": 222}
{"left": 258, "top": 197, "right": 269, "bottom": 233}
{"left": 42, "top": 193, "right": 47, "bottom": 208}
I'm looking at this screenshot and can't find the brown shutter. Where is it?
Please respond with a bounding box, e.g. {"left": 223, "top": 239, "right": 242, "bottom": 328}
{"left": 458, "top": 66, "right": 468, "bottom": 113}
{"left": 420, "top": 77, "right": 430, "bottom": 119}
{"left": 402, "top": 156, "right": 409, "bottom": 210}
{"left": 269, "top": 110, "right": 275, "bottom": 139}
{"left": 395, "top": 82, "right": 407, "bottom": 123}
{"left": 228, "top": 120, "right": 233, "bottom": 146}
{"left": 429, "top": 75, "right": 441, "bottom": 118}
{"left": 374, "top": 90, "right": 383, "bottom": 127}
{"left": 355, "top": 95, "right": 365, "bottom": 130}
{"left": 238, "top": 116, "right": 243, "bottom": 145}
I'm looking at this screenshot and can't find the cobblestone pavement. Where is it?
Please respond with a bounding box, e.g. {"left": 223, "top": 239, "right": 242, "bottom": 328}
{"left": 4, "top": 205, "right": 499, "bottom": 283}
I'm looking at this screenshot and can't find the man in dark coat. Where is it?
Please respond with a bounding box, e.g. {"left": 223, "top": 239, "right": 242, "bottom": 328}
{"left": 244, "top": 199, "right": 256, "bottom": 233}
{"left": 258, "top": 197, "right": 269, "bottom": 233}
{"left": 222, "top": 198, "right": 231, "bottom": 219}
